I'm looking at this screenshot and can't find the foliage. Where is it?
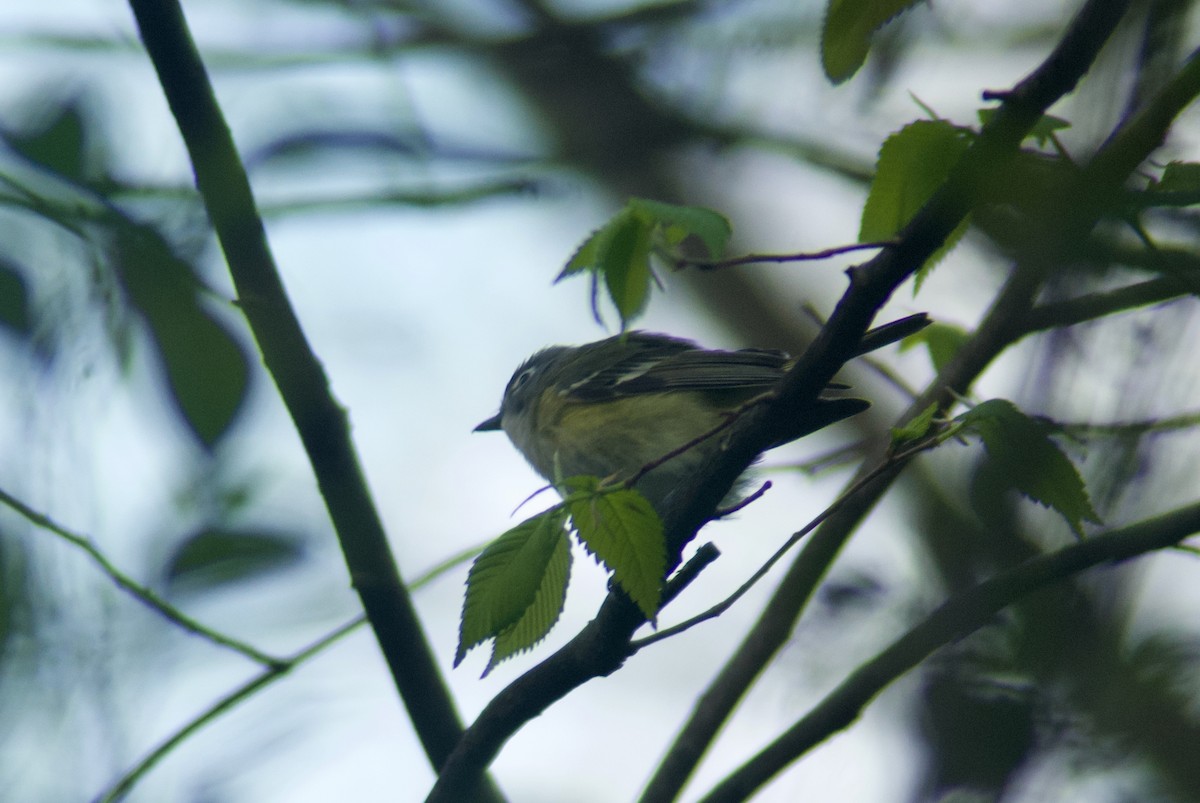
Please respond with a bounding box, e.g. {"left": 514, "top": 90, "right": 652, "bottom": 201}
{"left": 860, "top": 119, "right": 974, "bottom": 289}
{"left": 558, "top": 198, "right": 731, "bottom": 330}
{"left": 822, "top": 0, "right": 926, "bottom": 83}
{"left": 4, "top": 1, "right": 1200, "bottom": 802}
{"left": 958, "top": 399, "right": 1102, "bottom": 537}
{"left": 456, "top": 477, "right": 664, "bottom": 673}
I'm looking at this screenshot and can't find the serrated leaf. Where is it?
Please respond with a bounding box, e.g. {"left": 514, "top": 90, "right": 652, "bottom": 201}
{"left": 564, "top": 477, "right": 665, "bottom": 620}
{"left": 960, "top": 399, "right": 1102, "bottom": 536}
{"left": 164, "top": 527, "right": 304, "bottom": 594}
{"left": 485, "top": 533, "right": 571, "bottom": 675}
{"left": 822, "top": 0, "right": 924, "bottom": 84}
{"left": 557, "top": 208, "right": 653, "bottom": 329}
{"left": 602, "top": 211, "right": 655, "bottom": 330}
{"left": 116, "top": 235, "right": 249, "bottom": 448}
{"left": 557, "top": 200, "right": 731, "bottom": 329}
{"left": 559, "top": 222, "right": 607, "bottom": 281}
{"left": 860, "top": 120, "right": 973, "bottom": 291}
{"left": 891, "top": 402, "right": 939, "bottom": 447}
{"left": 627, "top": 198, "right": 731, "bottom": 260}
{"left": 1156, "top": 161, "right": 1200, "bottom": 193}
{"left": 978, "top": 109, "right": 1070, "bottom": 147}
{"left": 900, "top": 321, "right": 970, "bottom": 374}
{"left": 455, "top": 507, "right": 569, "bottom": 666}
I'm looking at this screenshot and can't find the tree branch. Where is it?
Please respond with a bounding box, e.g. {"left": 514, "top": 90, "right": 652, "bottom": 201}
{"left": 640, "top": 2, "right": 1152, "bottom": 798}
{"left": 429, "top": 3, "right": 1137, "bottom": 800}
{"left": 696, "top": 500, "right": 1200, "bottom": 803}
{"left": 97, "top": 616, "right": 366, "bottom": 803}
{"left": 1022, "top": 274, "right": 1197, "bottom": 333}
{"left": 0, "top": 486, "right": 282, "bottom": 668}
{"left": 124, "top": 1, "right": 496, "bottom": 793}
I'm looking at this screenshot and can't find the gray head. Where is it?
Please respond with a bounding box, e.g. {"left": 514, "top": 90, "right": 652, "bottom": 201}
{"left": 474, "top": 346, "right": 570, "bottom": 434}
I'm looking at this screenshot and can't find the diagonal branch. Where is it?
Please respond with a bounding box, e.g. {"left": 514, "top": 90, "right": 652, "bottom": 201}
{"left": 696, "top": 500, "right": 1200, "bottom": 803}
{"left": 428, "top": 3, "right": 1137, "bottom": 800}
{"left": 124, "top": 1, "right": 497, "bottom": 794}
{"left": 640, "top": 1, "right": 1167, "bottom": 798}
{"left": 0, "top": 486, "right": 282, "bottom": 668}
{"left": 644, "top": 16, "right": 1200, "bottom": 803}
{"left": 97, "top": 615, "right": 366, "bottom": 803}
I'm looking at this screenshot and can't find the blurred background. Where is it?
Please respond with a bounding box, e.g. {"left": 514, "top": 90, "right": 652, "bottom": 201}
{"left": 1, "top": 0, "right": 1199, "bottom": 801}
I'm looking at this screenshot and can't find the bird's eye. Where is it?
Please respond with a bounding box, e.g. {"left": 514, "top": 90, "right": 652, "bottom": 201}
{"left": 511, "top": 367, "right": 536, "bottom": 391}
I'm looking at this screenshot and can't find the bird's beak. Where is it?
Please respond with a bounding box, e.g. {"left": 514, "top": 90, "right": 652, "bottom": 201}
{"left": 474, "top": 413, "right": 503, "bottom": 432}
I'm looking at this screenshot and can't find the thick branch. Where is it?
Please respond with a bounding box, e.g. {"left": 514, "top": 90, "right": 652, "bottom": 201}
{"left": 125, "top": 0, "right": 493, "bottom": 791}
{"left": 641, "top": 259, "right": 1047, "bottom": 803}
{"left": 640, "top": 2, "right": 1139, "bottom": 799}
{"left": 696, "top": 500, "right": 1200, "bottom": 803}
{"left": 429, "top": 3, "right": 1136, "bottom": 801}
{"left": 651, "top": 31, "right": 1200, "bottom": 803}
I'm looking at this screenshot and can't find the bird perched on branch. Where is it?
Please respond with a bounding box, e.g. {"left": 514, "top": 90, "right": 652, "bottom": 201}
{"left": 476, "top": 314, "right": 928, "bottom": 514}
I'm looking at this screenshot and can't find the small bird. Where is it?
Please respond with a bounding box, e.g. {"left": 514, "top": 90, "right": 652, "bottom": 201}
{"left": 476, "top": 316, "right": 927, "bottom": 514}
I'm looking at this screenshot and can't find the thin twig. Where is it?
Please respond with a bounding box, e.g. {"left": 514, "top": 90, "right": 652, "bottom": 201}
{"left": 1054, "top": 409, "right": 1200, "bottom": 438}
{"left": 697, "top": 499, "right": 1200, "bottom": 803}
{"left": 680, "top": 241, "right": 898, "bottom": 271}
{"left": 1022, "top": 274, "right": 1199, "bottom": 334}
{"left": 92, "top": 541, "right": 481, "bottom": 803}
{"left": 96, "top": 615, "right": 366, "bottom": 803}
{"left": 0, "top": 486, "right": 284, "bottom": 668}
{"left": 772, "top": 442, "right": 866, "bottom": 476}
{"left": 631, "top": 435, "right": 942, "bottom": 651}
{"left": 660, "top": 543, "right": 722, "bottom": 609}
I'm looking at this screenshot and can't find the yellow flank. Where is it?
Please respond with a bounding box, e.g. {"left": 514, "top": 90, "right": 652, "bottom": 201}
{"left": 529, "top": 388, "right": 729, "bottom": 485}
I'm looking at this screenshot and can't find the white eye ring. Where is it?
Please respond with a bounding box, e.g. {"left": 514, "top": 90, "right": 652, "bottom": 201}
{"left": 511, "top": 367, "right": 537, "bottom": 390}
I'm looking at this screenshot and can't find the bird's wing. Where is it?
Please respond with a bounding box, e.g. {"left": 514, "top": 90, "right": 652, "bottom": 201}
{"left": 565, "top": 332, "right": 790, "bottom": 400}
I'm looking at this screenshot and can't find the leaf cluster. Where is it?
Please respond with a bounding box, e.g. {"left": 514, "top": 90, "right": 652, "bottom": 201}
{"left": 456, "top": 478, "right": 665, "bottom": 674}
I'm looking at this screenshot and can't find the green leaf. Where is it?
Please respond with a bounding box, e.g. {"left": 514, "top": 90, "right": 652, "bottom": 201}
{"left": 601, "top": 210, "right": 655, "bottom": 330}
{"left": 557, "top": 199, "right": 730, "bottom": 329}
{"left": 627, "top": 198, "right": 731, "bottom": 260}
{"left": 116, "top": 234, "right": 249, "bottom": 448}
{"left": 164, "top": 527, "right": 304, "bottom": 594}
{"left": 9, "top": 97, "right": 88, "bottom": 181}
{"left": 978, "top": 109, "right": 1070, "bottom": 147}
{"left": 1156, "top": 161, "right": 1200, "bottom": 193}
{"left": 0, "top": 261, "right": 30, "bottom": 337}
{"left": 455, "top": 507, "right": 570, "bottom": 666}
{"left": 564, "top": 477, "right": 665, "bottom": 620}
{"left": 960, "top": 399, "right": 1102, "bottom": 536}
{"left": 822, "top": 0, "right": 924, "bottom": 84}
{"left": 900, "top": 321, "right": 970, "bottom": 374}
{"left": 891, "top": 402, "right": 939, "bottom": 447}
{"left": 157, "top": 305, "right": 250, "bottom": 447}
{"left": 558, "top": 208, "right": 652, "bottom": 329}
{"left": 485, "top": 533, "right": 572, "bottom": 675}
{"left": 860, "top": 120, "right": 973, "bottom": 291}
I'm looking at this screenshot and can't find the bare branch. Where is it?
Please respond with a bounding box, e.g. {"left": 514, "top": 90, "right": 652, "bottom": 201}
{"left": 679, "top": 241, "right": 897, "bottom": 271}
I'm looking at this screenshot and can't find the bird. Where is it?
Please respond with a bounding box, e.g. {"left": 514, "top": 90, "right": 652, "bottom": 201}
{"left": 475, "top": 315, "right": 927, "bottom": 514}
